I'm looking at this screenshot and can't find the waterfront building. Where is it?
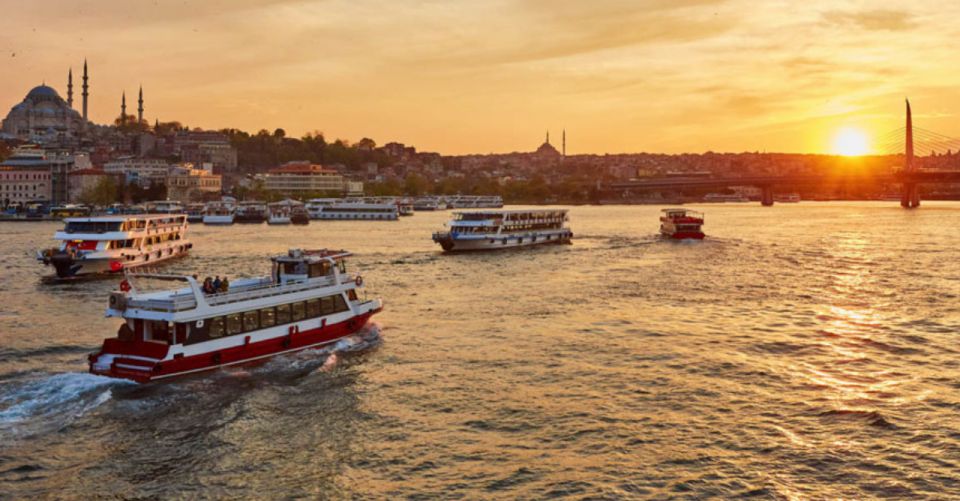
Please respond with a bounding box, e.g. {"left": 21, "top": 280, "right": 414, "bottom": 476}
{"left": 0, "top": 167, "right": 52, "bottom": 206}
{"left": 165, "top": 165, "right": 222, "bottom": 202}
{"left": 263, "top": 161, "right": 356, "bottom": 195}
{"left": 0, "top": 146, "right": 88, "bottom": 204}
{"left": 173, "top": 131, "right": 238, "bottom": 174}
{"left": 103, "top": 157, "right": 170, "bottom": 187}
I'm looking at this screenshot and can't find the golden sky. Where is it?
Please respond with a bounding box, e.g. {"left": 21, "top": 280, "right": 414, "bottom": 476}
{"left": 2, "top": 0, "right": 959, "bottom": 155}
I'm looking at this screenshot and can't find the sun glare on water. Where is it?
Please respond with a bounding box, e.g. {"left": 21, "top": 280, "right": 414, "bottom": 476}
{"left": 833, "top": 127, "right": 870, "bottom": 156}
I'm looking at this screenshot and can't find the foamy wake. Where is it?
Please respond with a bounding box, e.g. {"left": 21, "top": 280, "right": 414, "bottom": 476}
{"left": 0, "top": 372, "right": 133, "bottom": 433}
{"left": 254, "top": 323, "right": 383, "bottom": 375}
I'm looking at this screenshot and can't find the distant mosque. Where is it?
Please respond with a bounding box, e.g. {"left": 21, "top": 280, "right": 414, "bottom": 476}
{"left": 1, "top": 60, "right": 147, "bottom": 144}
{"left": 534, "top": 129, "right": 565, "bottom": 161}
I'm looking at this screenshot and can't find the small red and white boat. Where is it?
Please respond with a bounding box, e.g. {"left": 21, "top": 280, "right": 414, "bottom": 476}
{"left": 659, "top": 208, "right": 705, "bottom": 240}
{"left": 89, "top": 249, "right": 382, "bottom": 383}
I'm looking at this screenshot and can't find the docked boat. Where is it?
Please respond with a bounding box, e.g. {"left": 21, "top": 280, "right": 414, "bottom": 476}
{"left": 291, "top": 206, "right": 310, "bottom": 225}
{"left": 145, "top": 200, "right": 185, "bottom": 214}
{"left": 203, "top": 199, "right": 236, "bottom": 225}
{"left": 774, "top": 193, "right": 801, "bottom": 203}
{"left": 89, "top": 249, "right": 382, "bottom": 383}
{"left": 37, "top": 214, "right": 192, "bottom": 278}
{"left": 185, "top": 203, "right": 206, "bottom": 223}
{"left": 659, "top": 208, "right": 705, "bottom": 240}
{"left": 446, "top": 195, "right": 504, "bottom": 209}
{"left": 236, "top": 201, "right": 268, "bottom": 224}
{"left": 432, "top": 209, "right": 572, "bottom": 252}
{"left": 311, "top": 199, "right": 399, "bottom": 221}
{"left": 413, "top": 196, "right": 447, "bottom": 211}
{"left": 398, "top": 199, "right": 415, "bottom": 217}
{"left": 703, "top": 193, "right": 748, "bottom": 203}
{"left": 305, "top": 198, "right": 337, "bottom": 219}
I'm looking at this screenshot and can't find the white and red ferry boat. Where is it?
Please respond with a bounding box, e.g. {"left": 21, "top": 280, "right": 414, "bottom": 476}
{"left": 659, "top": 208, "right": 705, "bottom": 240}
{"left": 89, "top": 249, "right": 382, "bottom": 383}
{"left": 432, "top": 209, "right": 572, "bottom": 251}
{"left": 37, "top": 214, "right": 191, "bottom": 278}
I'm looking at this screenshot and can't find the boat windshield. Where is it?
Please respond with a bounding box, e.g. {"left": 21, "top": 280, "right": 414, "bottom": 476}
{"left": 65, "top": 221, "right": 123, "bottom": 233}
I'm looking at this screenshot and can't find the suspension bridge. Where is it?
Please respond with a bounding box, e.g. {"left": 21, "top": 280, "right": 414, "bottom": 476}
{"left": 604, "top": 101, "right": 960, "bottom": 207}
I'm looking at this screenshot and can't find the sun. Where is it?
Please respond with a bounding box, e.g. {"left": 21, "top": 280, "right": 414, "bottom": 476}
{"left": 833, "top": 127, "right": 870, "bottom": 156}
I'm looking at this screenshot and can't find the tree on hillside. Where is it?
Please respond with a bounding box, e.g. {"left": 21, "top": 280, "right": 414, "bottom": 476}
{"left": 79, "top": 176, "right": 118, "bottom": 207}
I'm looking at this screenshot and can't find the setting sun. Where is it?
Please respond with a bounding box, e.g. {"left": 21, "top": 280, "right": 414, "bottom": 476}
{"left": 833, "top": 127, "right": 870, "bottom": 156}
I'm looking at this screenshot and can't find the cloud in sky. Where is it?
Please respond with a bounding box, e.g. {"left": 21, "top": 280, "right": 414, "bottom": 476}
{"left": 1, "top": 0, "right": 959, "bottom": 154}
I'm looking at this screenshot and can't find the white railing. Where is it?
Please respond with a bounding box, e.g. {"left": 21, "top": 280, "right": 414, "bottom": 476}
{"left": 126, "top": 274, "right": 348, "bottom": 312}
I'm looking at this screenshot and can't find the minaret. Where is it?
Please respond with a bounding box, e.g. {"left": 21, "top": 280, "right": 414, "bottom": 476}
{"left": 562, "top": 129, "right": 566, "bottom": 157}
{"left": 137, "top": 86, "right": 144, "bottom": 124}
{"left": 121, "top": 91, "right": 127, "bottom": 126}
{"left": 546, "top": 131, "right": 550, "bottom": 144}
{"left": 81, "top": 60, "right": 89, "bottom": 122}
{"left": 67, "top": 68, "right": 73, "bottom": 108}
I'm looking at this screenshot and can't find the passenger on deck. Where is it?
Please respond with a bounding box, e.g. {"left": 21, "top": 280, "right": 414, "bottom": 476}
{"left": 202, "top": 277, "right": 214, "bottom": 294}
{"left": 213, "top": 276, "right": 221, "bottom": 291}
{"left": 220, "top": 276, "right": 230, "bottom": 293}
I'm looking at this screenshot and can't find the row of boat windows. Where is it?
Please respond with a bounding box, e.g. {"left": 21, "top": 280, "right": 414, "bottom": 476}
{"left": 183, "top": 293, "right": 353, "bottom": 345}
{"left": 317, "top": 208, "right": 397, "bottom": 213}
{"left": 65, "top": 217, "right": 186, "bottom": 233}
{"left": 452, "top": 222, "right": 565, "bottom": 233}
{"left": 106, "top": 232, "right": 185, "bottom": 249}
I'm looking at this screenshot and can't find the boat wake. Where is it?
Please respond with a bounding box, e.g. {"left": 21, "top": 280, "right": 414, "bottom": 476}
{"left": 246, "top": 323, "right": 384, "bottom": 378}
{"left": 0, "top": 372, "right": 134, "bottom": 436}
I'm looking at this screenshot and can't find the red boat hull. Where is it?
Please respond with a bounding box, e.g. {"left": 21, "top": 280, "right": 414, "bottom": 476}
{"left": 666, "top": 232, "right": 705, "bottom": 240}
{"left": 89, "top": 310, "right": 380, "bottom": 383}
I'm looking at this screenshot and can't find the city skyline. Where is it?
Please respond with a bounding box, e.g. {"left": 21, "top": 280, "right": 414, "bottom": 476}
{"left": 4, "top": 1, "right": 960, "bottom": 155}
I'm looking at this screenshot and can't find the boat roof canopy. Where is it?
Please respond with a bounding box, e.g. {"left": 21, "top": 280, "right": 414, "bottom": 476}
{"left": 273, "top": 248, "right": 351, "bottom": 264}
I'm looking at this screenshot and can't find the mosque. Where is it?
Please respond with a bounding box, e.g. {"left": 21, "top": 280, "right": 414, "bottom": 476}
{"left": 1, "top": 61, "right": 145, "bottom": 145}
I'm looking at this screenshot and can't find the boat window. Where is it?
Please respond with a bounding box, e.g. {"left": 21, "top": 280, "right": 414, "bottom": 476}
{"left": 306, "top": 299, "right": 320, "bottom": 317}
{"left": 227, "top": 313, "right": 243, "bottom": 335}
{"left": 175, "top": 323, "right": 188, "bottom": 345}
{"left": 291, "top": 301, "right": 305, "bottom": 321}
{"left": 148, "top": 320, "right": 170, "bottom": 343}
{"left": 260, "top": 307, "right": 276, "bottom": 327}
{"left": 276, "top": 304, "right": 291, "bottom": 325}
{"left": 243, "top": 311, "right": 259, "bottom": 331}
{"left": 347, "top": 289, "right": 358, "bottom": 301}
{"left": 321, "top": 296, "right": 335, "bottom": 315}
{"left": 333, "top": 294, "right": 348, "bottom": 313}
{"left": 209, "top": 317, "right": 225, "bottom": 338}
{"left": 308, "top": 262, "right": 325, "bottom": 277}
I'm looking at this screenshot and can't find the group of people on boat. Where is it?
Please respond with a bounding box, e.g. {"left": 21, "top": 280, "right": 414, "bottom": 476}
{"left": 199, "top": 275, "right": 229, "bottom": 294}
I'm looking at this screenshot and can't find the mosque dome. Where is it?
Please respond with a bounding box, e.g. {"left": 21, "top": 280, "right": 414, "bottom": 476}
{"left": 26, "top": 85, "right": 63, "bottom": 103}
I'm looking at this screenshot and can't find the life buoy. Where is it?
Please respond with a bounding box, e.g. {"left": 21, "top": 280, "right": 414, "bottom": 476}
{"left": 119, "top": 279, "right": 131, "bottom": 292}
{"left": 355, "top": 275, "right": 363, "bottom": 287}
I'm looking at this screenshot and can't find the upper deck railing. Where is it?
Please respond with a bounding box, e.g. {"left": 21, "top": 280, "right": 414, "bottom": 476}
{"left": 124, "top": 273, "right": 349, "bottom": 313}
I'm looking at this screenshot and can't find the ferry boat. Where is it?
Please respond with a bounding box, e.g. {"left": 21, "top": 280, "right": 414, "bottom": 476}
{"left": 291, "top": 206, "right": 310, "bottom": 225}
{"left": 305, "top": 198, "right": 337, "bottom": 219}
{"left": 774, "top": 193, "right": 801, "bottom": 203}
{"left": 312, "top": 199, "right": 399, "bottom": 221}
{"left": 413, "top": 196, "right": 447, "bottom": 211}
{"left": 398, "top": 199, "right": 415, "bottom": 217}
{"left": 37, "top": 214, "right": 192, "bottom": 278}
{"left": 446, "top": 195, "right": 504, "bottom": 209}
{"left": 267, "top": 201, "right": 291, "bottom": 225}
{"left": 145, "top": 200, "right": 185, "bottom": 214}
{"left": 89, "top": 249, "right": 382, "bottom": 383}
{"left": 703, "top": 193, "right": 748, "bottom": 203}
{"left": 236, "top": 201, "right": 268, "bottom": 224}
{"left": 432, "top": 209, "right": 572, "bottom": 251}
{"left": 659, "top": 208, "right": 705, "bottom": 240}
{"left": 202, "top": 200, "right": 236, "bottom": 225}
{"left": 185, "top": 203, "right": 206, "bottom": 223}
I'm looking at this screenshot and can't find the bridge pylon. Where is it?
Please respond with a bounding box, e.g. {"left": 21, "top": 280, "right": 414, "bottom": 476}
{"left": 760, "top": 185, "right": 774, "bottom": 206}
{"left": 900, "top": 99, "right": 920, "bottom": 208}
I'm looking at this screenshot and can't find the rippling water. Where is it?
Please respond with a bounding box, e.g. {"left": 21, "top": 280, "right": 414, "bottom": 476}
{"left": 1, "top": 203, "right": 959, "bottom": 499}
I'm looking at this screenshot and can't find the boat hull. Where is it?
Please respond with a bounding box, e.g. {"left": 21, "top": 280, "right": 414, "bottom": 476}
{"left": 661, "top": 230, "right": 705, "bottom": 240}
{"left": 203, "top": 215, "right": 235, "bottom": 225}
{"left": 43, "top": 244, "right": 192, "bottom": 278}
{"left": 89, "top": 309, "right": 379, "bottom": 383}
{"left": 433, "top": 230, "right": 572, "bottom": 252}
